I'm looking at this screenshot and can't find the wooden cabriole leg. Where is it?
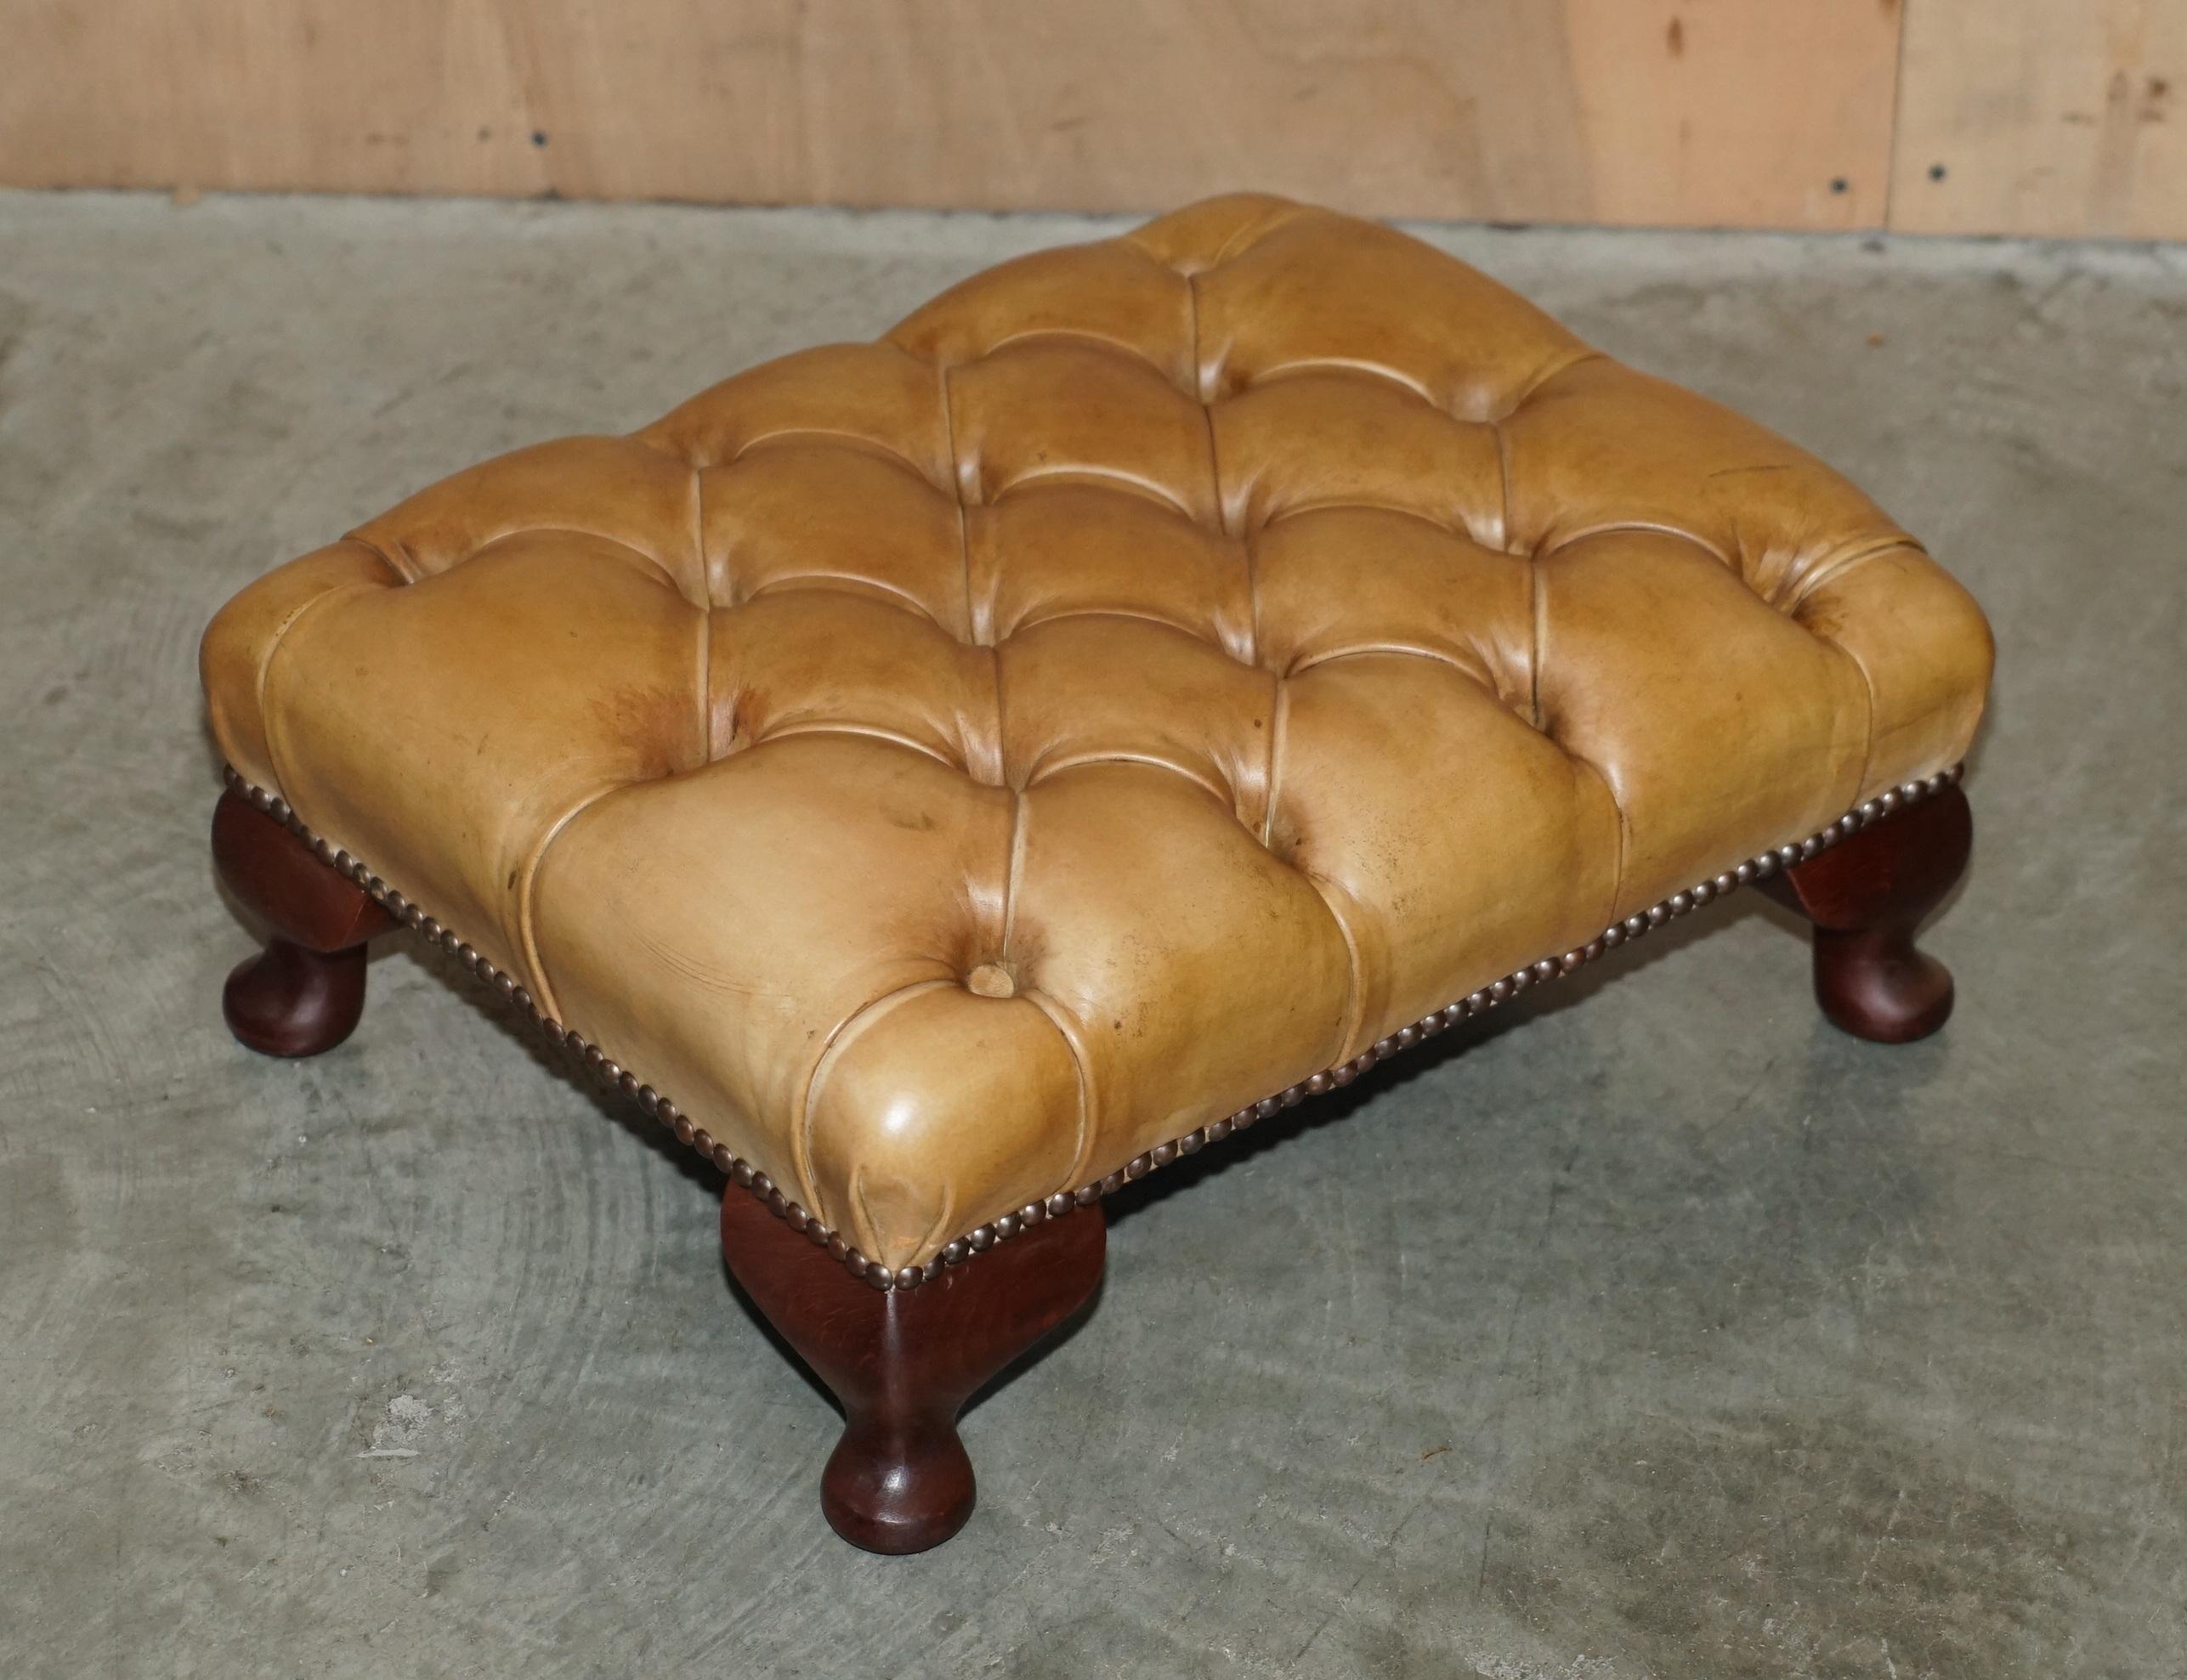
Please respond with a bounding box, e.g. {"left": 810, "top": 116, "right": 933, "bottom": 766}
{"left": 1759, "top": 783, "right": 1973, "bottom": 1044}
{"left": 722, "top": 1191, "right": 1105, "bottom": 1554}
{"left": 212, "top": 788, "right": 394, "bottom": 1057}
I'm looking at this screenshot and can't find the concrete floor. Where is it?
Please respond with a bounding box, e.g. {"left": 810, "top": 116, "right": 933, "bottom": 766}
{"left": 1, "top": 191, "right": 2182, "bottom": 1679}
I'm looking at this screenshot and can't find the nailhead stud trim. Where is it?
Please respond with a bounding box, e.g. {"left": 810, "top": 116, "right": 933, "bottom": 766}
{"left": 224, "top": 761, "right": 1962, "bottom": 1292}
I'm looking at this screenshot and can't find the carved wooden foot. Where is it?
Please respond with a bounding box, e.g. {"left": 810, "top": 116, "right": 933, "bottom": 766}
{"left": 212, "top": 788, "right": 394, "bottom": 1056}
{"left": 722, "top": 1191, "right": 1105, "bottom": 1553}
{"left": 1761, "top": 783, "right": 1972, "bottom": 1043}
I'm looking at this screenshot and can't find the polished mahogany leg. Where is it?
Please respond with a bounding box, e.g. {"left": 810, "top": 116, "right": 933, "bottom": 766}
{"left": 212, "top": 789, "right": 394, "bottom": 1056}
{"left": 1759, "top": 783, "right": 1972, "bottom": 1043}
{"left": 722, "top": 1191, "right": 1105, "bottom": 1553}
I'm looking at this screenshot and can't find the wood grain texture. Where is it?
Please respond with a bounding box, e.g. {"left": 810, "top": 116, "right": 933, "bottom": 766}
{"left": 1758, "top": 787, "right": 1973, "bottom": 1044}
{"left": 1890, "top": 0, "right": 2187, "bottom": 239}
{"left": 722, "top": 1191, "right": 1106, "bottom": 1553}
{"left": 0, "top": 0, "right": 1900, "bottom": 229}
{"left": 212, "top": 789, "right": 395, "bottom": 1056}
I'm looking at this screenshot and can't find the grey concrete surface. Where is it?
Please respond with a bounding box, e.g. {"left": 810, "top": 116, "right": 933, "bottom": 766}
{"left": 1, "top": 190, "right": 2183, "bottom": 1679}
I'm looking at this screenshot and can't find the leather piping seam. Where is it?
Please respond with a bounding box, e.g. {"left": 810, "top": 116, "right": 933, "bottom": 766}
{"left": 221, "top": 760, "right": 1965, "bottom": 1297}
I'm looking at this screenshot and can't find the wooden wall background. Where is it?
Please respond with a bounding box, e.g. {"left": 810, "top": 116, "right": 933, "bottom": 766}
{"left": 2, "top": 0, "right": 2181, "bottom": 239}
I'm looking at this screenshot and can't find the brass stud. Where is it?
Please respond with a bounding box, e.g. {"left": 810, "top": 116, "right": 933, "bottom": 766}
{"left": 223, "top": 761, "right": 1963, "bottom": 1298}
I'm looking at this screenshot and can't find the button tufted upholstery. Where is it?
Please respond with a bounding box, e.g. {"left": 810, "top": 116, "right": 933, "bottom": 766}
{"left": 202, "top": 195, "right": 1992, "bottom": 1271}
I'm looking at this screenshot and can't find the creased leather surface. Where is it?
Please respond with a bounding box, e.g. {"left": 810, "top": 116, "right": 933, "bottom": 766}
{"left": 201, "top": 195, "right": 1994, "bottom": 1270}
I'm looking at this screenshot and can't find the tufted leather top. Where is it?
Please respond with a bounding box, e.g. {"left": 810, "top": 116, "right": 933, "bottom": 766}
{"left": 202, "top": 195, "right": 1992, "bottom": 1271}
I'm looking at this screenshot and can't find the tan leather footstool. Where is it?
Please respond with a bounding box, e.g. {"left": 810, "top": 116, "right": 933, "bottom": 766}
{"left": 201, "top": 195, "right": 1992, "bottom": 1553}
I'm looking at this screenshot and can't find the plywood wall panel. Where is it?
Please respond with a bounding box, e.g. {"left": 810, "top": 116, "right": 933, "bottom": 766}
{"left": 0, "top": 0, "right": 1903, "bottom": 230}
{"left": 1890, "top": 0, "right": 2187, "bottom": 239}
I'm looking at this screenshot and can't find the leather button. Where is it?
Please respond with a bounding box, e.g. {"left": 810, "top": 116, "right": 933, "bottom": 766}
{"left": 965, "top": 962, "right": 1017, "bottom": 999}
{"left": 204, "top": 191, "right": 1993, "bottom": 1274}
